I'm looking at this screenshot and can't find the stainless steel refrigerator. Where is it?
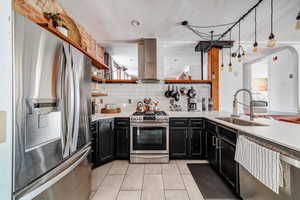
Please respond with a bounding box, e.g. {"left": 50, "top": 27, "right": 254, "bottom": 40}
{"left": 13, "top": 12, "right": 92, "bottom": 200}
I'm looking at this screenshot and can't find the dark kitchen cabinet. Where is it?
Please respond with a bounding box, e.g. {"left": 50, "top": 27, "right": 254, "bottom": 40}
{"left": 206, "top": 129, "right": 218, "bottom": 169}
{"left": 99, "top": 119, "right": 114, "bottom": 163}
{"left": 170, "top": 127, "right": 188, "bottom": 158}
{"left": 170, "top": 118, "right": 204, "bottom": 159}
{"left": 218, "top": 125, "right": 239, "bottom": 193}
{"left": 189, "top": 127, "right": 203, "bottom": 157}
{"left": 91, "top": 118, "right": 114, "bottom": 167}
{"left": 114, "top": 118, "right": 130, "bottom": 159}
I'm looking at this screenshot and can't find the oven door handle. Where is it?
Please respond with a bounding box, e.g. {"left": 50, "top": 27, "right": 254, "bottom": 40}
{"left": 132, "top": 154, "right": 169, "bottom": 159}
{"left": 130, "top": 123, "right": 169, "bottom": 128}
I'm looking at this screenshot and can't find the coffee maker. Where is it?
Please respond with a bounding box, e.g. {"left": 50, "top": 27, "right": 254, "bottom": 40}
{"left": 187, "top": 86, "right": 197, "bottom": 111}
{"left": 188, "top": 98, "right": 197, "bottom": 111}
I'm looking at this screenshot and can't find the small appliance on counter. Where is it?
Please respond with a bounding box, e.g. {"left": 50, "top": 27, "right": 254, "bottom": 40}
{"left": 187, "top": 86, "right": 197, "bottom": 111}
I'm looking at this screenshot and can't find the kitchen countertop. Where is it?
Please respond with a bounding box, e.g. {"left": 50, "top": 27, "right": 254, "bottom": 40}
{"left": 91, "top": 111, "right": 300, "bottom": 153}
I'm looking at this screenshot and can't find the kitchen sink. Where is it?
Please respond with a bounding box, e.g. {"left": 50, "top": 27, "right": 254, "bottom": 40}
{"left": 216, "top": 117, "right": 269, "bottom": 126}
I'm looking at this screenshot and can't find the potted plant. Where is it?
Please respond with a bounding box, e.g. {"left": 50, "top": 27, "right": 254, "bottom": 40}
{"left": 43, "top": 12, "right": 69, "bottom": 36}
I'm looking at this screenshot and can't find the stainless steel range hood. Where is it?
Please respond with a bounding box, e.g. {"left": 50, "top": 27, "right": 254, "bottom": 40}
{"left": 138, "top": 38, "right": 160, "bottom": 83}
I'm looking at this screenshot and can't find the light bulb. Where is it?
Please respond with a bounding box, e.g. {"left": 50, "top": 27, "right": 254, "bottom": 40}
{"left": 253, "top": 42, "right": 258, "bottom": 52}
{"left": 296, "top": 20, "right": 300, "bottom": 30}
{"left": 228, "top": 62, "right": 233, "bottom": 72}
{"left": 267, "top": 33, "right": 276, "bottom": 48}
{"left": 296, "top": 12, "right": 300, "bottom": 30}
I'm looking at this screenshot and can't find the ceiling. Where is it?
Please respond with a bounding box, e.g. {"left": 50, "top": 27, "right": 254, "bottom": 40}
{"left": 59, "top": 0, "right": 300, "bottom": 43}
{"left": 58, "top": 0, "right": 300, "bottom": 77}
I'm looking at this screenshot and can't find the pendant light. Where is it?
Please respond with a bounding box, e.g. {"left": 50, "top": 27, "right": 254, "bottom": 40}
{"left": 237, "top": 22, "right": 242, "bottom": 62}
{"left": 253, "top": 8, "right": 258, "bottom": 52}
{"left": 228, "top": 31, "right": 233, "bottom": 72}
{"left": 221, "top": 48, "right": 224, "bottom": 70}
{"left": 296, "top": 11, "right": 300, "bottom": 30}
{"left": 267, "top": 0, "right": 276, "bottom": 48}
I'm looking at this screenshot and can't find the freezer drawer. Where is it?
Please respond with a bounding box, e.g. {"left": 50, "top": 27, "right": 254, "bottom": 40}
{"left": 15, "top": 147, "right": 91, "bottom": 200}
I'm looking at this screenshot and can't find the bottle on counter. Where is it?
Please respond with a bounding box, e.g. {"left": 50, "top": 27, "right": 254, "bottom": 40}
{"left": 208, "top": 98, "right": 213, "bottom": 111}
{"left": 202, "top": 98, "right": 206, "bottom": 111}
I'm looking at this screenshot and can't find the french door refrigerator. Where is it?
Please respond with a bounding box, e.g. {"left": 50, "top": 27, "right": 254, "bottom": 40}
{"left": 13, "top": 13, "right": 92, "bottom": 200}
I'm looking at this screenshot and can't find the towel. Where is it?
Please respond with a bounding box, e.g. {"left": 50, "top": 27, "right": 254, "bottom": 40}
{"left": 235, "top": 135, "right": 282, "bottom": 194}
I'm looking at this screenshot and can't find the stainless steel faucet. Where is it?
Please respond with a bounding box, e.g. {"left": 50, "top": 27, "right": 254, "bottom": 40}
{"left": 231, "top": 89, "right": 255, "bottom": 121}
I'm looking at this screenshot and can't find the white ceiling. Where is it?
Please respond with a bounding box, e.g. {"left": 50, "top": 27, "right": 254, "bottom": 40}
{"left": 59, "top": 0, "right": 300, "bottom": 77}
{"left": 59, "top": 0, "right": 300, "bottom": 43}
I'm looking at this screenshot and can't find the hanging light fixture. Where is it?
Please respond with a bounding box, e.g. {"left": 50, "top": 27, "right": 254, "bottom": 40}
{"left": 221, "top": 48, "right": 224, "bottom": 70}
{"left": 296, "top": 11, "right": 300, "bottom": 30}
{"left": 228, "top": 31, "right": 233, "bottom": 72}
{"left": 237, "top": 22, "right": 243, "bottom": 62}
{"left": 267, "top": 0, "right": 276, "bottom": 48}
{"left": 253, "top": 8, "right": 258, "bottom": 52}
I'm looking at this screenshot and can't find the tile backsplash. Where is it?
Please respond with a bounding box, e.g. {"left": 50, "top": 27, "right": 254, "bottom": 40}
{"left": 93, "top": 83, "right": 211, "bottom": 112}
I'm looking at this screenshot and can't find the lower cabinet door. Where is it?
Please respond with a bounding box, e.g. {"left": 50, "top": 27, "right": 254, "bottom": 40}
{"left": 190, "top": 127, "right": 203, "bottom": 158}
{"left": 219, "top": 139, "right": 236, "bottom": 188}
{"left": 170, "top": 127, "right": 188, "bottom": 158}
{"left": 115, "top": 127, "right": 129, "bottom": 159}
{"left": 99, "top": 120, "right": 114, "bottom": 163}
{"left": 206, "top": 130, "right": 218, "bottom": 169}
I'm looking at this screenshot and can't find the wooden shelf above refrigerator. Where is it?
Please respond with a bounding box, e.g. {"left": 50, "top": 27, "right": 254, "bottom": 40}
{"left": 38, "top": 23, "right": 109, "bottom": 70}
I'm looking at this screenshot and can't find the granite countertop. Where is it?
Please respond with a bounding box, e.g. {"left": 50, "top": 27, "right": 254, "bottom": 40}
{"left": 91, "top": 111, "right": 300, "bottom": 153}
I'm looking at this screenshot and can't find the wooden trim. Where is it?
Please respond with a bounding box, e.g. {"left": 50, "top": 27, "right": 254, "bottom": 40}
{"left": 164, "top": 80, "right": 212, "bottom": 84}
{"left": 208, "top": 48, "right": 220, "bottom": 111}
{"left": 38, "top": 24, "right": 109, "bottom": 70}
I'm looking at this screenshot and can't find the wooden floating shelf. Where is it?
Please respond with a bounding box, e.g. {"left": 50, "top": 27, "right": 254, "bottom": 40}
{"left": 164, "top": 80, "right": 212, "bottom": 83}
{"left": 38, "top": 23, "right": 109, "bottom": 70}
{"left": 91, "top": 75, "right": 138, "bottom": 83}
{"left": 91, "top": 92, "right": 108, "bottom": 97}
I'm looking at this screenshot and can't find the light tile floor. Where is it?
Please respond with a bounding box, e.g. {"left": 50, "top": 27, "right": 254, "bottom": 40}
{"left": 91, "top": 160, "right": 208, "bottom": 200}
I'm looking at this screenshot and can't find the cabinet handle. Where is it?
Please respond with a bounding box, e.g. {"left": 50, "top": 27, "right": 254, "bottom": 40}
{"left": 212, "top": 136, "right": 216, "bottom": 146}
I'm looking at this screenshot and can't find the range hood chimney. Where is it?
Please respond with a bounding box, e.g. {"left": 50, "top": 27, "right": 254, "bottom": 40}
{"left": 138, "top": 38, "right": 160, "bottom": 83}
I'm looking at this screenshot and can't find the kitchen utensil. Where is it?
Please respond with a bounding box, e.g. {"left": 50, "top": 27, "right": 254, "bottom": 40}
{"left": 173, "top": 86, "right": 180, "bottom": 102}
{"left": 180, "top": 87, "right": 187, "bottom": 96}
{"left": 144, "top": 98, "right": 151, "bottom": 105}
{"left": 101, "top": 108, "right": 121, "bottom": 114}
{"left": 187, "top": 86, "right": 197, "bottom": 98}
{"left": 165, "top": 85, "right": 171, "bottom": 98}
{"left": 170, "top": 85, "right": 176, "bottom": 97}
{"left": 136, "top": 101, "right": 144, "bottom": 112}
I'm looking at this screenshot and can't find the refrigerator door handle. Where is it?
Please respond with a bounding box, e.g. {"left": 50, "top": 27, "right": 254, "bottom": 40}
{"left": 63, "top": 44, "right": 75, "bottom": 158}
{"left": 18, "top": 146, "right": 91, "bottom": 200}
{"left": 70, "top": 49, "right": 80, "bottom": 153}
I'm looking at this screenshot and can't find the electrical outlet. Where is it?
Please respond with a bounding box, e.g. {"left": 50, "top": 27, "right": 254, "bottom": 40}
{"left": 128, "top": 99, "right": 132, "bottom": 104}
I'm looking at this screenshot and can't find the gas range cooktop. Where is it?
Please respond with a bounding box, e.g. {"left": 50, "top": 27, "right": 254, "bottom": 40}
{"left": 130, "top": 111, "right": 169, "bottom": 123}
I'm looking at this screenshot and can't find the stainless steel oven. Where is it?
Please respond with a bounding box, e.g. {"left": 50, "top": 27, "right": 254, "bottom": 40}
{"left": 130, "top": 122, "right": 169, "bottom": 154}
{"left": 130, "top": 111, "right": 169, "bottom": 163}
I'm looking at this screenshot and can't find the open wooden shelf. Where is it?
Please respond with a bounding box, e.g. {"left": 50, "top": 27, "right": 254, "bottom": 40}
{"left": 38, "top": 23, "right": 109, "bottom": 70}
{"left": 91, "top": 75, "right": 138, "bottom": 83}
{"left": 91, "top": 92, "right": 108, "bottom": 97}
{"left": 164, "top": 79, "right": 212, "bottom": 84}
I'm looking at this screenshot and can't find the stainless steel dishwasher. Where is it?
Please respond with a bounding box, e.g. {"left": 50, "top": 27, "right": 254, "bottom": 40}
{"left": 239, "top": 133, "right": 300, "bottom": 200}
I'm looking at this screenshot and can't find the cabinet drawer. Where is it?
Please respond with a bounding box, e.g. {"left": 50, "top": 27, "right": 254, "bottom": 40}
{"left": 205, "top": 120, "right": 217, "bottom": 132}
{"left": 170, "top": 118, "right": 189, "bottom": 127}
{"left": 190, "top": 119, "right": 203, "bottom": 128}
{"left": 218, "top": 125, "right": 237, "bottom": 145}
{"left": 115, "top": 118, "right": 130, "bottom": 127}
